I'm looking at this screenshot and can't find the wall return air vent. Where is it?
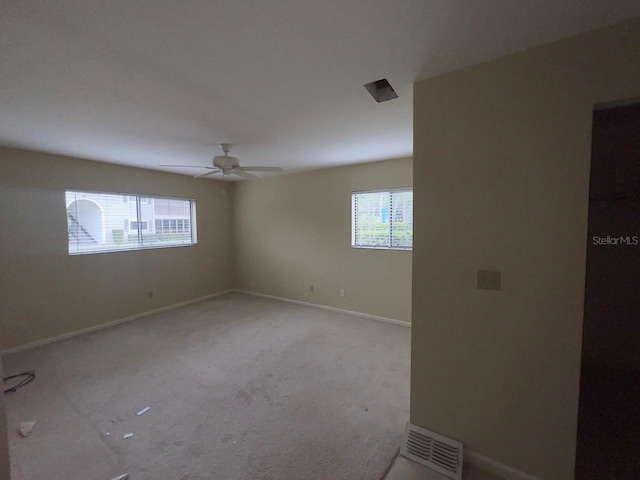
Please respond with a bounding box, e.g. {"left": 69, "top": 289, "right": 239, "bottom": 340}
{"left": 400, "top": 423, "right": 463, "bottom": 480}
{"left": 364, "top": 78, "right": 399, "bottom": 102}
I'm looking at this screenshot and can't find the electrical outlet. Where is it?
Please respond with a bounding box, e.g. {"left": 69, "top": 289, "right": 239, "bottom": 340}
{"left": 309, "top": 285, "right": 314, "bottom": 292}
{"left": 339, "top": 288, "right": 345, "bottom": 297}
{"left": 477, "top": 270, "right": 501, "bottom": 291}
{"left": 147, "top": 290, "right": 154, "bottom": 299}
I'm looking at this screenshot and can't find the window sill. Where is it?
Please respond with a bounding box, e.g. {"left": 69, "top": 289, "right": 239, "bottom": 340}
{"left": 351, "top": 245, "right": 412, "bottom": 251}
{"left": 69, "top": 242, "right": 198, "bottom": 256}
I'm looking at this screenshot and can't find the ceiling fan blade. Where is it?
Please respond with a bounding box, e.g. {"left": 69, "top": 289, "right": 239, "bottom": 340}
{"left": 194, "top": 169, "right": 221, "bottom": 178}
{"left": 237, "top": 166, "right": 284, "bottom": 172}
{"left": 233, "top": 169, "right": 258, "bottom": 179}
{"left": 160, "top": 165, "right": 217, "bottom": 169}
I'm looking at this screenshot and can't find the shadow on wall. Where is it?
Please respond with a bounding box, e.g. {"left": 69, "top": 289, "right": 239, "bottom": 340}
{"left": 576, "top": 103, "right": 640, "bottom": 480}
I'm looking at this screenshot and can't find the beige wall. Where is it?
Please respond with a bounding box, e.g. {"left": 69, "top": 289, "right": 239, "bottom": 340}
{"left": 0, "top": 146, "right": 234, "bottom": 351}
{"left": 412, "top": 17, "right": 640, "bottom": 480}
{"left": 234, "top": 158, "right": 412, "bottom": 322}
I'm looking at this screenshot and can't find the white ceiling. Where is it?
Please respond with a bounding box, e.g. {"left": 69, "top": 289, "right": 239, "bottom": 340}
{"left": 2, "top": 1, "right": 640, "bottom": 180}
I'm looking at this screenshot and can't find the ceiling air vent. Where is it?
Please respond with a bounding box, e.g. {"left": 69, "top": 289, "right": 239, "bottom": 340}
{"left": 364, "top": 78, "right": 398, "bottom": 102}
{"left": 400, "top": 423, "right": 463, "bottom": 480}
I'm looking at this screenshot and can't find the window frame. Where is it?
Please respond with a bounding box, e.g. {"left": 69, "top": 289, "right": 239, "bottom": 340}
{"left": 66, "top": 189, "right": 197, "bottom": 255}
{"left": 351, "top": 187, "right": 413, "bottom": 251}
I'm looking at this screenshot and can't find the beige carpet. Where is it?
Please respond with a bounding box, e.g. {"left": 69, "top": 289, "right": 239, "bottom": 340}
{"left": 3, "top": 292, "right": 410, "bottom": 480}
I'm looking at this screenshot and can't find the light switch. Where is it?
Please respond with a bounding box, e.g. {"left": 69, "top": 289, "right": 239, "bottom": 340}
{"left": 477, "top": 270, "right": 501, "bottom": 291}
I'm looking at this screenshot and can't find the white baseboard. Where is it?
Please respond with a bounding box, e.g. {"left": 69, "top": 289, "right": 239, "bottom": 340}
{"left": 1, "top": 290, "right": 233, "bottom": 356}
{"left": 233, "top": 289, "right": 411, "bottom": 328}
{"left": 3, "top": 288, "right": 408, "bottom": 355}
{"left": 464, "top": 450, "right": 544, "bottom": 480}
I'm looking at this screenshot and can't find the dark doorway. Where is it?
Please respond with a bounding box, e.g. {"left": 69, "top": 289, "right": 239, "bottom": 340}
{"left": 576, "top": 103, "right": 640, "bottom": 479}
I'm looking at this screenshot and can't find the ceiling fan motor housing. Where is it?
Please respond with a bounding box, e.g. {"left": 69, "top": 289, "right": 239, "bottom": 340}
{"left": 214, "top": 155, "right": 240, "bottom": 170}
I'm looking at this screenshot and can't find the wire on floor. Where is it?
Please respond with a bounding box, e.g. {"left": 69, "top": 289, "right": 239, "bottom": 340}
{"left": 3, "top": 370, "right": 36, "bottom": 395}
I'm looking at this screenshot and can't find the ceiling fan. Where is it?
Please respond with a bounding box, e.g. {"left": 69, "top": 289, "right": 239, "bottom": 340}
{"left": 160, "top": 144, "right": 284, "bottom": 179}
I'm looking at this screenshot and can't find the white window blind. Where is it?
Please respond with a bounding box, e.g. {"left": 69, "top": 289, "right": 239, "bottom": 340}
{"left": 66, "top": 190, "right": 197, "bottom": 254}
{"left": 351, "top": 188, "right": 413, "bottom": 250}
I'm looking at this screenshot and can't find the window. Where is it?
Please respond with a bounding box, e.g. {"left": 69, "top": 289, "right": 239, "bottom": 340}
{"left": 66, "top": 190, "right": 197, "bottom": 254}
{"left": 351, "top": 188, "right": 413, "bottom": 250}
{"left": 155, "top": 218, "right": 191, "bottom": 234}
{"left": 127, "top": 220, "right": 149, "bottom": 231}
{"left": 124, "top": 195, "right": 148, "bottom": 204}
